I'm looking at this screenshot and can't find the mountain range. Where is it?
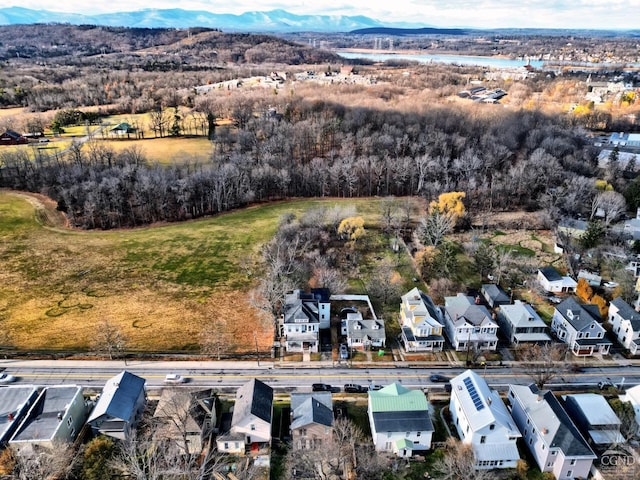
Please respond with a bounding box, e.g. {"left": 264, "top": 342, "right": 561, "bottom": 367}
{"left": 0, "top": 7, "right": 428, "bottom": 33}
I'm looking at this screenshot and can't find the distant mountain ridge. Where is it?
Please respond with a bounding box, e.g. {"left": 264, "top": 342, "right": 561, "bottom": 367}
{"left": 0, "top": 7, "right": 429, "bottom": 32}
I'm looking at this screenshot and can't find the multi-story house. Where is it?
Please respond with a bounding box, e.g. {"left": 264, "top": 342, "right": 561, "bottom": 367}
{"left": 290, "top": 392, "right": 333, "bottom": 450}
{"left": 551, "top": 297, "right": 611, "bottom": 357}
{"left": 562, "top": 393, "right": 624, "bottom": 446}
{"left": 497, "top": 300, "right": 551, "bottom": 345}
{"left": 399, "top": 288, "right": 445, "bottom": 352}
{"left": 368, "top": 383, "right": 434, "bottom": 457}
{"left": 449, "top": 370, "right": 521, "bottom": 469}
{"left": 345, "top": 315, "right": 386, "bottom": 351}
{"left": 443, "top": 293, "right": 498, "bottom": 352}
{"left": 508, "top": 384, "right": 597, "bottom": 480}
{"left": 280, "top": 289, "right": 330, "bottom": 353}
{"left": 608, "top": 297, "right": 640, "bottom": 355}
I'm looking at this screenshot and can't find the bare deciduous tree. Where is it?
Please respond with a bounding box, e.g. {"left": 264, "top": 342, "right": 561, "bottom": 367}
{"left": 518, "top": 342, "right": 567, "bottom": 389}
{"left": 11, "top": 443, "right": 77, "bottom": 480}
{"left": 591, "top": 190, "right": 627, "bottom": 226}
{"left": 432, "top": 438, "right": 491, "bottom": 480}
{"left": 92, "top": 319, "right": 127, "bottom": 360}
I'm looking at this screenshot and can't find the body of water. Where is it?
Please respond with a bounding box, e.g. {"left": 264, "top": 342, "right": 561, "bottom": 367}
{"left": 336, "top": 51, "right": 544, "bottom": 69}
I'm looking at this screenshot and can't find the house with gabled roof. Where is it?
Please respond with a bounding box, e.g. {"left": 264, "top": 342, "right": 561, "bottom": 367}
{"left": 0, "top": 386, "right": 39, "bottom": 446}
{"left": 562, "top": 393, "right": 624, "bottom": 446}
{"left": 450, "top": 370, "right": 521, "bottom": 469}
{"left": 480, "top": 284, "right": 511, "bottom": 308}
{"left": 367, "top": 383, "right": 433, "bottom": 457}
{"left": 290, "top": 392, "right": 333, "bottom": 450}
{"left": 507, "top": 384, "right": 597, "bottom": 480}
{"left": 443, "top": 293, "right": 498, "bottom": 352}
{"left": 0, "top": 129, "right": 27, "bottom": 145}
{"left": 551, "top": 297, "right": 611, "bottom": 357}
{"left": 154, "top": 388, "right": 216, "bottom": 455}
{"left": 217, "top": 379, "right": 273, "bottom": 454}
{"left": 87, "top": 370, "right": 146, "bottom": 441}
{"left": 399, "top": 288, "right": 445, "bottom": 352}
{"left": 280, "top": 289, "right": 330, "bottom": 354}
{"left": 345, "top": 315, "right": 386, "bottom": 351}
{"left": 537, "top": 266, "right": 577, "bottom": 294}
{"left": 10, "top": 385, "right": 88, "bottom": 453}
{"left": 608, "top": 297, "right": 640, "bottom": 355}
{"left": 497, "top": 300, "right": 551, "bottom": 345}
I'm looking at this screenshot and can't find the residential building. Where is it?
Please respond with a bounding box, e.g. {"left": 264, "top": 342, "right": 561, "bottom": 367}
{"left": 562, "top": 393, "right": 624, "bottom": 446}
{"left": 0, "top": 386, "right": 39, "bottom": 446}
{"left": 577, "top": 270, "right": 602, "bottom": 287}
{"left": 87, "top": 370, "right": 146, "bottom": 441}
{"left": 290, "top": 392, "right": 333, "bottom": 450}
{"left": 608, "top": 297, "right": 640, "bottom": 355}
{"left": 443, "top": 293, "right": 498, "bottom": 352}
{"left": 399, "top": 288, "right": 445, "bottom": 352}
{"left": 557, "top": 218, "right": 588, "bottom": 240}
{"left": 10, "top": 386, "right": 88, "bottom": 452}
{"left": 537, "top": 267, "right": 577, "bottom": 294}
{"left": 551, "top": 297, "right": 611, "bottom": 357}
{"left": 508, "top": 384, "right": 597, "bottom": 480}
{"left": 497, "top": 300, "right": 551, "bottom": 345}
{"left": 216, "top": 379, "right": 273, "bottom": 454}
{"left": 368, "top": 383, "right": 433, "bottom": 457}
{"left": 0, "top": 130, "right": 28, "bottom": 145}
{"left": 621, "top": 385, "right": 640, "bottom": 429}
{"left": 449, "top": 370, "right": 521, "bottom": 469}
{"left": 480, "top": 284, "right": 511, "bottom": 308}
{"left": 280, "top": 289, "right": 330, "bottom": 353}
{"left": 345, "top": 315, "right": 386, "bottom": 351}
{"left": 154, "top": 388, "right": 216, "bottom": 455}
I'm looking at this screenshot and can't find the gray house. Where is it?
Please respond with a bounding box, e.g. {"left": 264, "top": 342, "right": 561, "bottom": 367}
{"left": 480, "top": 284, "right": 511, "bottom": 308}
{"left": 290, "top": 392, "right": 333, "bottom": 450}
{"left": 498, "top": 300, "right": 551, "bottom": 345}
{"left": 562, "top": 393, "right": 624, "bottom": 446}
{"left": 508, "top": 384, "right": 596, "bottom": 480}
{"left": 87, "top": 370, "right": 146, "bottom": 440}
{"left": 10, "top": 385, "right": 89, "bottom": 452}
{"left": 0, "top": 386, "right": 39, "bottom": 446}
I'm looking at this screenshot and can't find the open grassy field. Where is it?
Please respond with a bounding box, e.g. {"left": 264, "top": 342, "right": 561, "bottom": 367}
{"left": 0, "top": 192, "right": 388, "bottom": 353}
{"left": 103, "top": 136, "right": 214, "bottom": 164}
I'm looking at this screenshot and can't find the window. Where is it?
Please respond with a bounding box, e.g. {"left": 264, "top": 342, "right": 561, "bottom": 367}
{"left": 490, "top": 424, "right": 495, "bottom": 430}
{"left": 250, "top": 424, "right": 256, "bottom": 431}
{"left": 529, "top": 438, "right": 533, "bottom": 445}
{"left": 67, "top": 416, "right": 73, "bottom": 427}
{"left": 567, "top": 471, "right": 572, "bottom": 478}
{"left": 480, "top": 436, "right": 486, "bottom": 444}
{"left": 224, "top": 442, "right": 229, "bottom": 450}
{"left": 570, "top": 459, "right": 576, "bottom": 466}
{"left": 417, "top": 431, "right": 421, "bottom": 437}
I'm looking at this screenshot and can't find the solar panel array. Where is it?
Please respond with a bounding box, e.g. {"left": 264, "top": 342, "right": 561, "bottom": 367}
{"left": 463, "top": 376, "right": 485, "bottom": 411}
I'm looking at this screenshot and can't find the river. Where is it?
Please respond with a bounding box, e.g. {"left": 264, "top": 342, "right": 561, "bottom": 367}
{"left": 336, "top": 51, "right": 544, "bottom": 69}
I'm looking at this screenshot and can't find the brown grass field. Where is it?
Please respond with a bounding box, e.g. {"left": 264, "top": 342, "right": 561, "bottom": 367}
{"left": 104, "top": 136, "right": 214, "bottom": 164}
{"left": 0, "top": 192, "right": 388, "bottom": 354}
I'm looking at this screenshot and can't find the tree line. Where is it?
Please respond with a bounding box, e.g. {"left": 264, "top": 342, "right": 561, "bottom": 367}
{"left": 0, "top": 99, "right": 602, "bottom": 229}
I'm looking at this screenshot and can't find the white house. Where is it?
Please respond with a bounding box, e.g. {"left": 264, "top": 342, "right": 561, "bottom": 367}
{"left": 537, "top": 267, "right": 577, "bottom": 294}
{"left": 551, "top": 297, "right": 611, "bottom": 357}
{"left": 399, "top": 288, "right": 445, "bottom": 352}
{"left": 443, "top": 294, "right": 498, "bottom": 352}
{"left": 449, "top": 370, "right": 521, "bottom": 469}
{"left": 497, "top": 300, "right": 551, "bottom": 345}
{"left": 216, "top": 379, "right": 273, "bottom": 454}
{"left": 368, "top": 383, "right": 433, "bottom": 457}
{"left": 508, "top": 384, "right": 597, "bottom": 480}
{"left": 345, "top": 316, "right": 386, "bottom": 351}
{"left": 280, "top": 289, "right": 330, "bottom": 354}
{"left": 608, "top": 297, "right": 640, "bottom": 355}
{"left": 621, "top": 384, "right": 640, "bottom": 430}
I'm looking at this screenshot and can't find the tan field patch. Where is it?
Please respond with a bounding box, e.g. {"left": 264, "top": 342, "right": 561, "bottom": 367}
{"left": 103, "top": 137, "right": 214, "bottom": 164}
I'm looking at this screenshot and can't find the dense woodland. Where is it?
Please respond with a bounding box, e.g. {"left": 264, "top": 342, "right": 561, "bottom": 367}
{"left": 0, "top": 24, "right": 637, "bottom": 230}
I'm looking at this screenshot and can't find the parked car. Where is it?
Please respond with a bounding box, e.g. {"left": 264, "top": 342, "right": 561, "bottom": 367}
{"left": 369, "top": 384, "right": 384, "bottom": 391}
{"left": 603, "top": 281, "right": 619, "bottom": 289}
{"left": 344, "top": 384, "right": 366, "bottom": 393}
{"left": 598, "top": 378, "right": 614, "bottom": 390}
{"left": 164, "top": 374, "right": 186, "bottom": 384}
{"left": 312, "top": 383, "right": 333, "bottom": 392}
{"left": 339, "top": 344, "right": 349, "bottom": 359}
{"left": 429, "top": 374, "right": 451, "bottom": 383}
{"left": 0, "top": 373, "right": 15, "bottom": 384}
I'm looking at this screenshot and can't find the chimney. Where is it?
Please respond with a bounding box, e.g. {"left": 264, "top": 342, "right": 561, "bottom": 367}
{"left": 7, "top": 413, "right": 13, "bottom": 421}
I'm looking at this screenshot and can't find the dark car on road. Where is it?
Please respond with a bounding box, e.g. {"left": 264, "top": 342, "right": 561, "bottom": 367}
{"left": 429, "top": 374, "right": 451, "bottom": 383}
{"left": 313, "top": 383, "right": 341, "bottom": 393}
{"left": 344, "top": 384, "right": 366, "bottom": 393}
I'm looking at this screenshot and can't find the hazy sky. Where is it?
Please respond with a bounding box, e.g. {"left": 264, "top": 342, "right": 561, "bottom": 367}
{"left": 11, "top": 0, "right": 640, "bottom": 29}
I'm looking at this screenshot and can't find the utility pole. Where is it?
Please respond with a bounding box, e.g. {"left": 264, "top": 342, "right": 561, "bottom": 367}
{"left": 254, "top": 331, "right": 260, "bottom": 366}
